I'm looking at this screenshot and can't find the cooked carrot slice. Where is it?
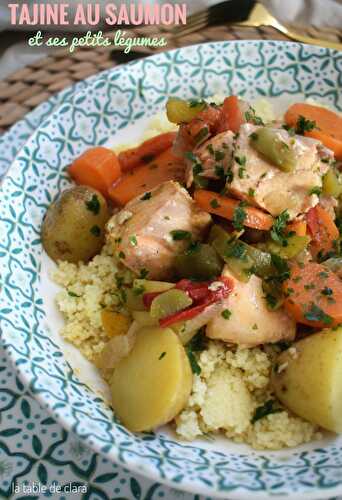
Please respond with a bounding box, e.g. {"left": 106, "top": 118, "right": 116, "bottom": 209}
{"left": 69, "top": 147, "right": 121, "bottom": 197}
{"left": 118, "top": 132, "right": 177, "bottom": 172}
{"left": 284, "top": 103, "right": 342, "bottom": 159}
{"left": 306, "top": 205, "right": 339, "bottom": 259}
{"left": 217, "top": 96, "right": 244, "bottom": 133}
{"left": 194, "top": 190, "right": 273, "bottom": 230}
{"left": 108, "top": 148, "right": 185, "bottom": 206}
{"left": 287, "top": 220, "right": 307, "bottom": 237}
{"left": 283, "top": 262, "right": 342, "bottom": 328}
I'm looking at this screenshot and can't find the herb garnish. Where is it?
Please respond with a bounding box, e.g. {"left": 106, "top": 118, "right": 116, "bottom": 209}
{"left": 221, "top": 309, "right": 231, "bottom": 320}
{"left": 304, "top": 303, "right": 333, "bottom": 325}
{"left": 159, "top": 352, "right": 167, "bottom": 360}
{"left": 68, "top": 291, "right": 80, "bottom": 298}
{"left": 210, "top": 198, "right": 220, "bottom": 209}
{"left": 139, "top": 268, "right": 149, "bottom": 279}
{"left": 85, "top": 195, "right": 100, "bottom": 215}
{"left": 140, "top": 192, "right": 152, "bottom": 201}
{"left": 90, "top": 225, "right": 101, "bottom": 237}
{"left": 232, "top": 203, "right": 247, "bottom": 231}
{"left": 225, "top": 241, "right": 247, "bottom": 260}
{"left": 321, "top": 287, "right": 333, "bottom": 296}
{"left": 170, "top": 230, "right": 192, "bottom": 241}
{"left": 118, "top": 251, "right": 125, "bottom": 259}
{"left": 129, "top": 235, "right": 138, "bottom": 247}
{"left": 270, "top": 210, "right": 290, "bottom": 247}
{"left": 252, "top": 400, "right": 282, "bottom": 424}
{"left": 309, "top": 186, "right": 322, "bottom": 196}
{"left": 296, "top": 115, "right": 317, "bottom": 134}
{"left": 245, "top": 108, "right": 264, "bottom": 126}
{"left": 186, "top": 329, "right": 207, "bottom": 375}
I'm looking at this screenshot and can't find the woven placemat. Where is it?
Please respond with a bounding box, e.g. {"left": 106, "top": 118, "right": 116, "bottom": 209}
{"left": 0, "top": 23, "right": 341, "bottom": 133}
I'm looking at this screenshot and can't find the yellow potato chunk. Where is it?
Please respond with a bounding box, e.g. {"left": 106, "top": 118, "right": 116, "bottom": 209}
{"left": 110, "top": 326, "right": 192, "bottom": 431}
{"left": 271, "top": 326, "right": 342, "bottom": 433}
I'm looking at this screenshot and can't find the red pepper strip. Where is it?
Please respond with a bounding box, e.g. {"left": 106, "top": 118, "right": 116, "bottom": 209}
{"left": 159, "top": 277, "right": 234, "bottom": 328}
{"left": 175, "top": 280, "right": 210, "bottom": 302}
{"left": 143, "top": 291, "right": 162, "bottom": 309}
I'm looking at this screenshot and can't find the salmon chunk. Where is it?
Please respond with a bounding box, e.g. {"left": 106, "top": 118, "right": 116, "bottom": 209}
{"left": 206, "top": 266, "right": 296, "bottom": 348}
{"left": 185, "top": 131, "right": 234, "bottom": 187}
{"left": 107, "top": 181, "right": 212, "bottom": 280}
{"left": 229, "top": 124, "right": 331, "bottom": 219}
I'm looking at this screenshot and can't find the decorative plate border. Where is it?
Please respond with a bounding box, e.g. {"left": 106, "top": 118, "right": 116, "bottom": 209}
{"left": 1, "top": 41, "right": 342, "bottom": 499}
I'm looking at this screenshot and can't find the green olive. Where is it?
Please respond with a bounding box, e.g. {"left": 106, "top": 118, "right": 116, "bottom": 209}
{"left": 41, "top": 186, "right": 110, "bottom": 263}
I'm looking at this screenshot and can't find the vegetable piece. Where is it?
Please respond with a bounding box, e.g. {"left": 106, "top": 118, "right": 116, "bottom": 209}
{"left": 69, "top": 147, "right": 121, "bottom": 197}
{"left": 118, "top": 132, "right": 177, "bottom": 172}
{"left": 266, "top": 234, "right": 311, "bottom": 259}
{"left": 287, "top": 220, "right": 307, "bottom": 237}
{"left": 284, "top": 103, "right": 342, "bottom": 159}
{"left": 306, "top": 205, "right": 339, "bottom": 259}
{"left": 94, "top": 321, "right": 137, "bottom": 380}
{"left": 250, "top": 127, "right": 296, "bottom": 172}
{"left": 110, "top": 326, "right": 192, "bottom": 431}
{"left": 211, "top": 225, "right": 273, "bottom": 281}
{"left": 133, "top": 279, "right": 174, "bottom": 294}
{"left": 101, "top": 310, "right": 131, "bottom": 338}
{"left": 150, "top": 289, "right": 193, "bottom": 320}
{"left": 251, "top": 400, "right": 282, "bottom": 423}
{"left": 166, "top": 98, "right": 206, "bottom": 124}
{"left": 271, "top": 326, "right": 342, "bottom": 433}
{"left": 132, "top": 311, "right": 158, "bottom": 327}
{"left": 108, "top": 148, "right": 185, "bottom": 206}
{"left": 323, "top": 168, "right": 342, "bottom": 198}
{"left": 283, "top": 261, "right": 342, "bottom": 327}
{"left": 323, "top": 257, "right": 342, "bottom": 279}
{"left": 125, "top": 288, "right": 146, "bottom": 311}
{"left": 41, "top": 186, "right": 109, "bottom": 263}
{"left": 159, "top": 277, "right": 233, "bottom": 327}
{"left": 217, "top": 95, "right": 244, "bottom": 133}
{"left": 194, "top": 190, "right": 273, "bottom": 231}
{"left": 175, "top": 243, "right": 223, "bottom": 280}
{"left": 172, "top": 301, "right": 225, "bottom": 345}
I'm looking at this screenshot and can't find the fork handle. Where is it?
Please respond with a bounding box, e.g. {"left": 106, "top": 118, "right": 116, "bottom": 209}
{"left": 273, "top": 23, "right": 342, "bottom": 50}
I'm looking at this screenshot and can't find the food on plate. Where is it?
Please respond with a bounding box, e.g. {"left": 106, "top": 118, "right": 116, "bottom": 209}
{"left": 46, "top": 95, "right": 342, "bottom": 449}
{"left": 41, "top": 186, "right": 110, "bottom": 263}
{"left": 110, "top": 326, "right": 192, "bottom": 431}
{"left": 271, "top": 326, "right": 342, "bottom": 433}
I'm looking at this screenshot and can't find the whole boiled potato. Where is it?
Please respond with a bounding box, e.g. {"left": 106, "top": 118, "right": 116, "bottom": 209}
{"left": 42, "top": 186, "right": 109, "bottom": 263}
{"left": 110, "top": 326, "right": 192, "bottom": 431}
{"left": 271, "top": 326, "right": 342, "bottom": 433}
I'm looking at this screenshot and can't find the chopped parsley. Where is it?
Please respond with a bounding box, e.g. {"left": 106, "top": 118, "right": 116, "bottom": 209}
{"left": 232, "top": 203, "right": 247, "bottom": 231}
{"left": 158, "top": 352, "right": 167, "bottom": 360}
{"left": 321, "top": 287, "right": 333, "bottom": 296}
{"left": 250, "top": 132, "right": 258, "bottom": 141}
{"left": 235, "top": 155, "right": 246, "bottom": 166}
{"left": 221, "top": 309, "right": 232, "bottom": 320}
{"left": 248, "top": 188, "right": 255, "bottom": 197}
{"left": 68, "top": 291, "right": 80, "bottom": 298}
{"left": 295, "top": 115, "right": 317, "bottom": 135}
{"left": 210, "top": 198, "right": 220, "bottom": 209}
{"left": 129, "top": 235, "right": 138, "bottom": 247}
{"left": 270, "top": 210, "right": 290, "bottom": 247}
{"left": 215, "top": 165, "right": 225, "bottom": 179}
{"left": 90, "top": 225, "right": 101, "bottom": 237}
{"left": 270, "top": 253, "right": 290, "bottom": 282}
{"left": 140, "top": 192, "right": 152, "bottom": 201}
{"left": 244, "top": 108, "right": 264, "bottom": 126}
{"left": 252, "top": 323, "right": 258, "bottom": 330}
{"left": 252, "top": 400, "right": 282, "bottom": 423}
{"left": 118, "top": 251, "right": 125, "bottom": 259}
{"left": 207, "top": 143, "right": 215, "bottom": 155}
{"left": 85, "top": 194, "right": 100, "bottom": 215}
{"left": 225, "top": 241, "right": 247, "bottom": 260}
{"left": 304, "top": 303, "right": 333, "bottom": 325}
{"left": 133, "top": 285, "right": 145, "bottom": 296}
{"left": 139, "top": 268, "right": 149, "bottom": 279}
{"left": 214, "top": 150, "right": 225, "bottom": 161}
{"left": 265, "top": 293, "right": 278, "bottom": 309}
{"left": 188, "top": 98, "right": 206, "bottom": 108}
{"left": 170, "top": 230, "right": 192, "bottom": 241}
{"left": 309, "top": 186, "right": 322, "bottom": 196}
{"left": 185, "top": 329, "right": 207, "bottom": 375}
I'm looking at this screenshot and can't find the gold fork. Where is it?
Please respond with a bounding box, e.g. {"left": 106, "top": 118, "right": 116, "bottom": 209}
{"left": 172, "top": 1, "right": 342, "bottom": 51}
